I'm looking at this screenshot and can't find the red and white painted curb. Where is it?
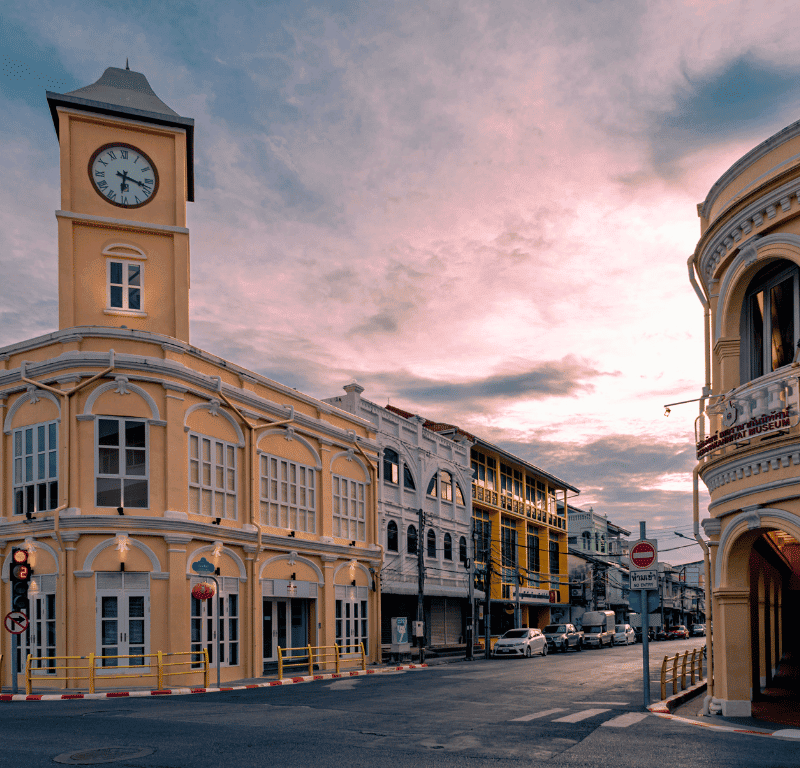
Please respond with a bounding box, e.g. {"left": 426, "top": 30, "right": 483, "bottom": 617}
{"left": 648, "top": 684, "right": 800, "bottom": 740}
{"left": 0, "top": 663, "right": 428, "bottom": 702}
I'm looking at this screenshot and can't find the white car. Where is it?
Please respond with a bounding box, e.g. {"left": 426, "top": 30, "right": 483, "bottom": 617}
{"left": 613, "top": 624, "right": 636, "bottom": 645}
{"left": 493, "top": 628, "right": 548, "bottom": 658}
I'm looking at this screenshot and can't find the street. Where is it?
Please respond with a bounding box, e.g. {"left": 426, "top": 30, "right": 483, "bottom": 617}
{"left": 3, "top": 639, "right": 798, "bottom": 767}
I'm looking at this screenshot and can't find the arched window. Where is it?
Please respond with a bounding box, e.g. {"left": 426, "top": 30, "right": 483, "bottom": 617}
{"left": 440, "top": 472, "right": 453, "bottom": 501}
{"left": 742, "top": 260, "right": 800, "bottom": 382}
{"left": 426, "top": 474, "right": 437, "bottom": 497}
{"left": 443, "top": 533, "right": 453, "bottom": 560}
{"left": 454, "top": 482, "right": 465, "bottom": 505}
{"left": 403, "top": 465, "right": 416, "bottom": 490}
{"left": 407, "top": 524, "right": 418, "bottom": 555}
{"left": 427, "top": 529, "right": 437, "bottom": 559}
{"left": 387, "top": 520, "right": 398, "bottom": 552}
{"left": 459, "top": 536, "right": 468, "bottom": 563}
{"left": 582, "top": 531, "right": 591, "bottom": 550}
{"left": 600, "top": 535, "right": 606, "bottom": 553}
{"left": 383, "top": 448, "right": 400, "bottom": 485}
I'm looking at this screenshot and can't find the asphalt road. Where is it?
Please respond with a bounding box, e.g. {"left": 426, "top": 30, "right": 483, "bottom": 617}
{"left": 3, "top": 638, "right": 799, "bottom": 767}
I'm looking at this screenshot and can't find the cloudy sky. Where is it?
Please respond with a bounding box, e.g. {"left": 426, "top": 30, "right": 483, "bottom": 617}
{"left": 4, "top": 0, "right": 799, "bottom": 564}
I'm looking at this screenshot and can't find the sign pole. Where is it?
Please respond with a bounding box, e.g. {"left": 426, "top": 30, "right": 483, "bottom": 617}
{"left": 11, "top": 633, "right": 18, "bottom": 694}
{"left": 639, "top": 522, "right": 650, "bottom": 708}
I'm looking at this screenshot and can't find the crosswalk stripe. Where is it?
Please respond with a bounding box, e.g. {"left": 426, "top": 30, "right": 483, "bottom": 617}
{"left": 601, "top": 712, "right": 650, "bottom": 728}
{"left": 511, "top": 708, "right": 566, "bottom": 721}
{"left": 552, "top": 708, "right": 610, "bottom": 723}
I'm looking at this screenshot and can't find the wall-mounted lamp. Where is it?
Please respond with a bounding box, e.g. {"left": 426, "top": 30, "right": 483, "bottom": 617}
{"left": 212, "top": 540, "right": 223, "bottom": 558}
{"left": 24, "top": 511, "right": 35, "bottom": 522}
{"left": 351, "top": 579, "right": 356, "bottom": 587}
{"left": 288, "top": 531, "right": 296, "bottom": 538}
{"left": 212, "top": 517, "right": 221, "bottom": 525}
{"left": 115, "top": 534, "right": 130, "bottom": 553}
{"left": 120, "top": 562, "right": 125, "bottom": 572}
{"left": 117, "top": 507, "right": 125, "bottom": 516}
{"left": 290, "top": 572, "right": 296, "bottom": 581}
{"left": 350, "top": 541, "right": 356, "bottom": 547}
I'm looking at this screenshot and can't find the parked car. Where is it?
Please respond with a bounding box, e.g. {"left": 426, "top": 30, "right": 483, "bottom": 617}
{"left": 655, "top": 627, "right": 669, "bottom": 641}
{"left": 690, "top": 623, "right": 706, "bottom": 637}
{"left": 543, "top": 623, "right": 583, "bottom": 652}
{"left": 613, "top": 624, "right": 636, "bottom": 645}
{"left": 492, "top": 628, "right": 548, "bottom": 658}
{"left": 667, "top": 625, "right": 689, "bottom": 639}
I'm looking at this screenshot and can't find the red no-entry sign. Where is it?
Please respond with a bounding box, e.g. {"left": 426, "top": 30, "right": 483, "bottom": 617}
{"left": 630, "top": 540, "right": 657, "bottom": 570}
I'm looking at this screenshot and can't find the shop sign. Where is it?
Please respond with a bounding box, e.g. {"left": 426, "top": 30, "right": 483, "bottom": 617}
{"left": 514, "top": 587, "right": 551, "bottom": 604}
{"left": 696, "top": 409, "right": 791, "bottom": 458}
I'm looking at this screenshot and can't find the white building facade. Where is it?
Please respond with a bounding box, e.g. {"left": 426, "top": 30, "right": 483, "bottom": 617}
{"left": 325, "top": 383, "right": 473, "bottom": 647}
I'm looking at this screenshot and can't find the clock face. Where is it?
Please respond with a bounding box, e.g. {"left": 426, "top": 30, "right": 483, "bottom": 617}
{"left": 88, "top": 143, "right": 159, "bottom": 208}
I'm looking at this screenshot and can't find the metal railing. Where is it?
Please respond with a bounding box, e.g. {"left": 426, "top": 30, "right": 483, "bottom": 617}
{"left": 660, "top": 646, "right": 706, "bottom": 700}
{"left": 25, "top": 649, "right": 209, "bottom": 694}
{"left": 277, "top": 643, "right": 366, "bottom": 679}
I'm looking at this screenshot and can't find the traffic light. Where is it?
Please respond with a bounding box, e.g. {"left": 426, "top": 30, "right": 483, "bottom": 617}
{"left": 10, "top": 547, "right": 31, "bottom": 613}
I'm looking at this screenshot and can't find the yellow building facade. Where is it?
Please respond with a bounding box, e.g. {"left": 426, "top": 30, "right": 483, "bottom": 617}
{"left": 0, "top": 66, "right": 382, "bottom": 690}
{"left": 691, "top": 117, "right": 800, "bottom": 716}
{"left": 466, "top": 438, "right": 577, "bottom": 636}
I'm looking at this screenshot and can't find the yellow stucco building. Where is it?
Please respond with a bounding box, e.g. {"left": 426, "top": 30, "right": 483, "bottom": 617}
{"left": 691, "top": 116, "right": 800, "bottom": 716}
{"left": 1, "top": 66, "right": 382, "bottom": 690}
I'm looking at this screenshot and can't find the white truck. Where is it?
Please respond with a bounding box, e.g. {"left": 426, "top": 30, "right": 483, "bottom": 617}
{"left": 580, "top": 610, "right": 615, "bottom": 648}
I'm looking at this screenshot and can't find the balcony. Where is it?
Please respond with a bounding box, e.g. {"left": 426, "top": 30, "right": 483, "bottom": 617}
{"left": 697, "top": 368, "right": 799, "bottom": 460}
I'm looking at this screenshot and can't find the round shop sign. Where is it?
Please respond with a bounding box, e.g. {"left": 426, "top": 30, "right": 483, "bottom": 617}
{"left": 630, "top": 540, "right": 657, "bottom": 569}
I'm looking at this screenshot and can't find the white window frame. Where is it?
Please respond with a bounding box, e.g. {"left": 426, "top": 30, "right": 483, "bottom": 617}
{"left": 96, "top": 417, "right": 149, "bottom": 509}
{"left": 95, "top": 572, "right": 150, "bottom": 672}
{"left": 106, "top": 258, "right": 146, "bottom": 316}
{"left": 191, "top": 577, "right": 239, "bottom": 668}
{"left": 18, "top": 575, "right": 57, "bottom": 675}
{"left": 189, "top": 433, "right": 238, "bottom": 520}
{"left": 335, "top": 585, "right": 369, "bottom": 655}
{"left": 13, "top": 420, "right": 58, "bottom": 516}
{"left": 259, "top": 453, "right": 316, "bottom": 532}
{"left": 332, "top": 475, "right": 366, "bottom": 542}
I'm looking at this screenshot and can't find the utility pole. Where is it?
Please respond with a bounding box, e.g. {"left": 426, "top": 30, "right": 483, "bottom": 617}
{"left": 466, "top": 530, "right": 476, "bottom": 660}
{"left": 417, "top": 507, "right": 425, "bottom": 664}
{"left": 484, "top": 552, "right": 492, "bottom": 659}
{"left": 514, "top": 565, "right": 521, "bottom": 627}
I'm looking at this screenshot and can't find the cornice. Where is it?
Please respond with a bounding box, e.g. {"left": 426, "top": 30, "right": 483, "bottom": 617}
{"left": 699, "top": 180, "right": 800, "bottom": 283}
{"left": 56, "top": 210, "right": 190, "bottom": 235}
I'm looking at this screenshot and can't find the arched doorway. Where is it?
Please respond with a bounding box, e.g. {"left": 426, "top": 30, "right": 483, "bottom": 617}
{"left": 714, "top": 509, "right": 800, "bottom": 720}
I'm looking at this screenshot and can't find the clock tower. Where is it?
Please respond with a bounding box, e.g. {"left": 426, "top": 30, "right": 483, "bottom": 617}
{"left": 46, "top": 66, "right": 194, "bottom": 342}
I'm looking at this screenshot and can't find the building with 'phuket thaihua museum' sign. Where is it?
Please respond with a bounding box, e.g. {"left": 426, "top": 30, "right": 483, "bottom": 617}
{"left": 0, "top": 65, "right": 384, "bottom": 690}
{"left": 691, "top": 114, "right": 800, "bottom": 717}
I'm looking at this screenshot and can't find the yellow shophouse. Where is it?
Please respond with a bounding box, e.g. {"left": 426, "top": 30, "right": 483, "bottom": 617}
{"left": 0, "top": 66, "right": 381, "bottom": 690}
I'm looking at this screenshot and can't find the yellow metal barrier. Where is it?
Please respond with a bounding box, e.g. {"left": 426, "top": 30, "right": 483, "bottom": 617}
{"left": 660, "top": 646, "right": 705, "bottom": 700}
{"left": 277, "top": 642, "right": 367, "bottom": 679}
{"left": 25, "top": 649, "right": 209, "bottom": 694}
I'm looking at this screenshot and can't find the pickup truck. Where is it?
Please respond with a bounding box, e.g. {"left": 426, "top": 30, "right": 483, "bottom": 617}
{"left": 543, "top": 623, "right": 583, "bottom": 652}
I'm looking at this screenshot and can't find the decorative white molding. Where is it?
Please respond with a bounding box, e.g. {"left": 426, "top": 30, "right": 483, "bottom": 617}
{"left": 81, "top": 535, "right": 162, "bottom": 573}
{"left": 56, "top": 209, "right": 189, "bottom": 235}
{"left": 329, "top": 449, "right": 372, "bottom": 484}
{"left": 259, "top": 553, "right": 323, "bottom": 584}
{"left": 102, "top": 243, "right": 147, "bottom": 260}
{"left": 83, "top": 379, "right": 160, "bottom": 421}
{"left": 3, "top": 388, "right": 61, "bottom": 433}
{"left": 183, "top": 401, "right": 245, "bottom": 447}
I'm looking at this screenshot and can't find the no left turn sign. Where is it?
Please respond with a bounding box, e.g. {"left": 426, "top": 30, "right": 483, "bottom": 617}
{"left": 630, "top": 540, "right": 658, "bottom": 570}
{"left": 4, "top": 611, "right": 29, "bottom": 634}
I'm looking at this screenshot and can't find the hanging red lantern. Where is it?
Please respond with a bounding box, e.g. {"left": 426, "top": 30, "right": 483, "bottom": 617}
{"left": 192, "top": 581, "right": 216, "bottom": 600}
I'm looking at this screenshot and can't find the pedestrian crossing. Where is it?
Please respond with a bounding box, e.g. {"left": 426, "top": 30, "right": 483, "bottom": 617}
{"left": 511, "top": 705, "right": 649, "bottom": 728}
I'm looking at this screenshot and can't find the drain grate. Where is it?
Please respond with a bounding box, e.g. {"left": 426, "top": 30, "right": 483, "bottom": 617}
{"left": 54, "top": 746, "right": 154, "bottom": 765}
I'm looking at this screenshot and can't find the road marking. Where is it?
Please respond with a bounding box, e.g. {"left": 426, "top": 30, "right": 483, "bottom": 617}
{"left": 601, "top": 712, "right": 650, "bottom": 728}
{"left": 511, "top": 708, "right": 566, "bottom": 721}
{"left": 552, "top": 708, "right": 610, "bottom": 723}
{"left": 573, "top": 701, "right": 629, "bottom": 706}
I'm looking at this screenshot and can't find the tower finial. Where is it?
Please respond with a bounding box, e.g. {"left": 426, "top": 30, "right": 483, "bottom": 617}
{"left": 125, "top": 58, "right": 130, "bottom": 70}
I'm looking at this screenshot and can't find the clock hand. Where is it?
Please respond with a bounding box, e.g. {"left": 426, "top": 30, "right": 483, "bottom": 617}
{"left": 116, "top": 169, "right": 130, "bottom": 193}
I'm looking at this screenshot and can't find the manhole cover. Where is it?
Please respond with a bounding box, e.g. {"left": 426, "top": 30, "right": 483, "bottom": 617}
{"left": 54, "top": 746, "right": 154, "bottom": 765}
